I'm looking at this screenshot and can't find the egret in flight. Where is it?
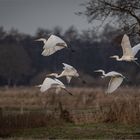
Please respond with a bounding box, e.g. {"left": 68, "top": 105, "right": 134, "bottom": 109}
{"left": 35, "top": 34, "right": 68, "bottom": 56}
{"left": 47, "top": 63, "right": 79, "bottom": 83}
{"left": 95, "top": 69, "right": 125, "bottom": 94}
{"left": 37, "top": 77, "right": 72, "bottom": 95}
{"left": 110, "top": 34, "right": 140, "bottom": 65}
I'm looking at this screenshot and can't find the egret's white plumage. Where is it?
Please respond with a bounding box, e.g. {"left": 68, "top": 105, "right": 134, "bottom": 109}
{"left": 110, "top": 34, "right": 140, "bottom": 63}
{"left": 37, "top": 77, "right": 72, "bottom": 95}
{"left": 36, "top": 35, "right": 68, "bottom": 56}
{"left": 37, "top": 78, "right": 64, "bottom": 92}
{"left": 132, "top": 43, "right": 140, "bottom": 56}
{"left": 95, "top": 69, "right": 125, "bottom": 94}
{"left": 47, "top": 63, "right": 79, "bottom": 83}
{"left": 107, "top": 77, "right": 123, "bottom": 94}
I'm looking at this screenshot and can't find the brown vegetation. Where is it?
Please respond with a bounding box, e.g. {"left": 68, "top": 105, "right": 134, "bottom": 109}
{"left": 0, "top": 87, "right": 140, "bottom": 123}
{"left": 0, "top": 87, "right": 140, "bottom": 137}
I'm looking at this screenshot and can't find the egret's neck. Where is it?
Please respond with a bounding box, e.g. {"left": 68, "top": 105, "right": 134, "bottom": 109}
{"left": 116, "top": 56, "right": 122, "bottom": 61}
{"left": 57, "top": 72, "right": 64, "bottom": 78}
{"left": 100, "top": 70, "right": 106, "bottom": 76}
{"left": 55, "top": 73, "right": 59, "bottom": 77}
{"left": 50, "top": 73, "right": 59, "bottom": 77}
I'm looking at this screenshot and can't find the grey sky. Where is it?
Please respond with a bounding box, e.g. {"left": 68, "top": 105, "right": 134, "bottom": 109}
{"left": 0, "top": 0, "right": 93, "bottom": 35}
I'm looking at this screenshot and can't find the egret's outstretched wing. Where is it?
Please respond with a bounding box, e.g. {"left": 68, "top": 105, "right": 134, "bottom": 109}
{"left": 62, "top": 63, "right": 74, "bottom": 70}
{"left": 42, "top": 47, "right": 62, "bottom": 56}
{"left": 106, "top": 77, "right": 123, "bottom": 94}
{"left": 132, "top": 43, "right": 140, "bottom": 56}
{"left": 53, "top": 79, "right": 72, "bottom": 95}
{"left": 121, "top": 34, "right": 133, "bottom": 57}
{"left": 62, "top": 63, "right": 79, "bottom": 78}
{"left": 44, "top": 35, "right": 67, "bottom": 49}
{"left": 106, "top": 71, "right": 124, "bottom": 78}
{"left": 39, "top": 78, "right": 56, "bottom": 92}
{"left": 52, "top": 35, "right": 67, "bottom": 47}
{"left": 62, "top": 63, "right": 78, "bottom": 73}
{"left": 42, "top": 35, "right": 67, "bottom": 56}
{"left": 54, "top": 78, "right": 65, "bottom": 87}
{"left": 41, "top": 48, "right": 54, "bottom": 56}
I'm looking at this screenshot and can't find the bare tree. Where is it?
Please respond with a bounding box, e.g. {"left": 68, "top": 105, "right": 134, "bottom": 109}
{"left": 0, "top": 26, "right": 6, "bottom": 40}
{"left": 78, "top": 0, "right": 140, "bottom": 36}
{"left": 35, "top": 28, "right": 51, "bottom": 38}
{"left": 0, "top": 43, "right": 32, "bottom": 87}
{"left": 53, "top": 26, "right": 63, "bottom": 36}
{"left": 64, "top": 26, "right": 79, "bottom": 41}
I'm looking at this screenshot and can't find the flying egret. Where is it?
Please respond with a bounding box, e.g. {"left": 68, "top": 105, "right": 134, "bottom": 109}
{"left": 37, "top": 77, "right": 72, "bottom": 95}
{"left": 94, "top": 69, "right": 125, "bottom": 94}
{"left": 110, "top": 34, "right": 140, "bottom": 65}
{"left": 35, "top": 35, "right": 68, "bottom": 56}
{"left": 47, "top": 63, "right": 79, "bottom": 83}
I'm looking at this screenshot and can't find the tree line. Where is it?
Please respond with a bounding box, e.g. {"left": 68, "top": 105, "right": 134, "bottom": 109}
{"left": 0, "top": 24, "right": 139, "bottom": 87}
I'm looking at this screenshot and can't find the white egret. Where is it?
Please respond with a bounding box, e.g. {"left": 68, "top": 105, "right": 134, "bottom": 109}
{"left": 47, "top": 63, "right": 79, "bottom": 83}
{"left": 35, "top": 35, "right": 68, "bottom": 56}
{"left": 110, "top": 34, "right": 140, "bottom": 65}
{"left": 37, "top": 77, "right": 72, "bottom": 95}
{"left": 95, "top": 69, "right": 125, "bottom": 94}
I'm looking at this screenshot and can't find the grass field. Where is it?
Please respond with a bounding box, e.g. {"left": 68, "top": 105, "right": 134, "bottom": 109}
{"left": 0, "top": 86, "right": 140, "bottom": 139}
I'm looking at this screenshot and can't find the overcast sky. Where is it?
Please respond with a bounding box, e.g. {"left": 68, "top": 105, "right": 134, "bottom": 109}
{"left": 0, "top": 0, "right": 94, "bottom": 35}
